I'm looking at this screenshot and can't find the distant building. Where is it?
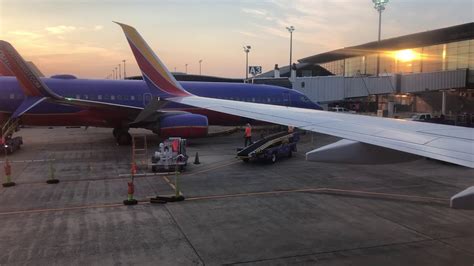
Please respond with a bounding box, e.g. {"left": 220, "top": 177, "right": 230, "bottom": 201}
{"left": 127, "top": 73, "right": 243, "bottom": 83}
{"left": 261, "top": 23, "right": 474, "bottom": 116}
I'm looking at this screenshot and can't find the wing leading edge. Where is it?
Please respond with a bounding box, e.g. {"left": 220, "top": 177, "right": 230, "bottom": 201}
{"left": 117, "top": 22, "right": 474, "bottom": 168}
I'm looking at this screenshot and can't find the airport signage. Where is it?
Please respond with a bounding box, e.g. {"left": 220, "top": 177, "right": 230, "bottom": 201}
{"left": 248, "top": 66, "right": 262, "bottom": 75}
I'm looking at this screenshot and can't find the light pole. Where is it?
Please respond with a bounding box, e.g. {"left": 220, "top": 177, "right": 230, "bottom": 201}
{"left": 122, "top": 59, "right": 126, "bottom": 79}
{"left": 115, "top": 67, "right": 118, "bottom": 79}
{"left": 373, "top": 0, "right": 389, "bottom": 77}
{"left": 118, "top": 64, "right": 121, "bottom": 79}
{"left": 199, "top": 59, "right": 203, "bottom": 75}
{"left": 185, "top": 64, "right": 188, "bottom": 74}
{"left": 286, "top": 26, "right": 295, "bottom": 68}
{"left": 112, "top": 69, "right": 115, "bottom": 80}
{"left": 243, "top": 45, "right": 251, "bottom": 82}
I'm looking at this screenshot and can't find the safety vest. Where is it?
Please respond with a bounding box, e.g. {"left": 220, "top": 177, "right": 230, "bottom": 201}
{"left": 245, "top": 126, "right": 252, "bottom": 137}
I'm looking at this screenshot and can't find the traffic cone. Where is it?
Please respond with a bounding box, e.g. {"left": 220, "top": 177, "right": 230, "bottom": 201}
{"left": 194, "top": 152, "right": 200, "bottom": 164}
{"left": 123, "top": 162, "right": 138, "bottom": 205}
{"left": 123, "top": 181, "right": 138, "bottom": 205}
{"left": 2, "top": 159, "right": 15, "bottom": 187}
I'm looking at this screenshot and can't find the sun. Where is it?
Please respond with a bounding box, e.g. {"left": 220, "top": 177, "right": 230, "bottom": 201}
{"left": 394, "top": 49, "right": 420, "bottom": 62}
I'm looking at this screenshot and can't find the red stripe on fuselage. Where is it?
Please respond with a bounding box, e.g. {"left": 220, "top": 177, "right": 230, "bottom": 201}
{"left": 13, "top": 110, "right": 125, "bottom": 128}
{"left": 2, "top": 107, "right": 263, "bottom": 129}
{"left": 160, "top": 126, "right": 208, "bottom": 139}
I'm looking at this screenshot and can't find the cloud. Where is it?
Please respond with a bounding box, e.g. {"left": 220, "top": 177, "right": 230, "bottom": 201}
{"left": 93, "top": 25, "right": 104, "bottom": 31}
{"left": 7, "top": 30, "right": 43, "bottom": 39}
{"left": 45, "top": 25, "right": 76, "bottom": 34}
{"left": 241, "top": 8, "right": 267, "bottom": 16}
{"left": 235, "top": 30, "right": 259, "bottom": 38}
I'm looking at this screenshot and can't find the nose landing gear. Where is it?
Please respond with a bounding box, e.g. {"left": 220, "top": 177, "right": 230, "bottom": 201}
{"left": 113, "top": 128, "right": 131, "bottom": 145}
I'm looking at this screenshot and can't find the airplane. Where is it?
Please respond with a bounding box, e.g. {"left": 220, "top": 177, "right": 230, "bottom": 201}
{"left": 113, "top": 22, "right": 474, "bottom": 168}
{"left": 0, "top": 42, "right": 322, "bottom": 145}
{"left": 0, "top": 23, "right": 472, "bottom": 168}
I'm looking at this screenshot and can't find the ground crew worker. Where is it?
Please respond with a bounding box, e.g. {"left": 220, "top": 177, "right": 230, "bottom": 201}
{"left": 244, "top": 123, "right": 252, "bottom": 146}
{"left": 288, "top": 126, "right": 294, "bottom": 133}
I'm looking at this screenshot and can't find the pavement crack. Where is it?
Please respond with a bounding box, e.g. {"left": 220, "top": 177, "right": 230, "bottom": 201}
{"left": 163, "top": 205, "right": 205, "bottom": 265}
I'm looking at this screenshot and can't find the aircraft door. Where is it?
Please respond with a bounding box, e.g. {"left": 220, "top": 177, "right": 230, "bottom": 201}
{"left": 143, "top": 93, "right": 152, "bottom": 106}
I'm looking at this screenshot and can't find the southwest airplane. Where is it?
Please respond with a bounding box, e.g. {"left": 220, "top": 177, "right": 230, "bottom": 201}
{"left": 0, "top": 44, "right": 322, "bottom": 145}
{"left": 0, "top": 22, "right": 473, "bottom": 168}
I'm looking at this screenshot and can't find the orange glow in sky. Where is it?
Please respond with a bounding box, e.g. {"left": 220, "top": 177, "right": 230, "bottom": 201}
{"left": 0, "top": 0, "right": 472, "bottom": 79}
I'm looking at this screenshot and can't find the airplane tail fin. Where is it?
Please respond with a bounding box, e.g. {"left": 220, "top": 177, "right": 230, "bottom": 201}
{"left": 0, "top": 41, "right": 63, "bottom": 118}
{"left": 0, "top": 40, "right": 61, "bottom": 99}
{"left": 114, "top": 22, "right": 192, "bottom": 98}
{"left": 0, "top": 59, "right": 14, "bottom": 76}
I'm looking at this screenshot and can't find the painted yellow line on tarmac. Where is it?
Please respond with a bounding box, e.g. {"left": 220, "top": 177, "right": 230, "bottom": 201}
{"left": 0, "top": 159, "right": 55, "bottom": 163}
{"left": 0, "top": 187, "right": 448, "bottom": 216}
{"left": 0, "top": 201, "right": 150, "bottom": 216}
{"left": 185, "top": 187, "right": 449, "bottom": 202}
{"left": 162, "top": 175, "right": 176, "bottom": 190}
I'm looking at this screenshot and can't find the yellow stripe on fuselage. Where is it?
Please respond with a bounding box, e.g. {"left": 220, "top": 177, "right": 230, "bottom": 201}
{"left": 119, "top": 23, "right": 176, "bottom": 86}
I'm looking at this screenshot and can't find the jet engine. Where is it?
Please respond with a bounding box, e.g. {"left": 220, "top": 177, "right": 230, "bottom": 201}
{"left": 157, "top": 113, "right": 208, "bottom": 138}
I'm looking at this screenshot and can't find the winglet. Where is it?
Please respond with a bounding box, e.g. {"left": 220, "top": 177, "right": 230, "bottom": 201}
{"left": 0, "top": 40, "right": 62, "bottom": 99}
{"left": 114, "top": 22, "right": 192, "bottom": 98}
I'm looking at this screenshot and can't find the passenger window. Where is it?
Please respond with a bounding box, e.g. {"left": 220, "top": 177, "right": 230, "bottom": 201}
{"left": 111, "top": 95, "right": 116, "bottom": 100}
{"left": 131, "top": 96, "right": 135, "bottom": 101}
{"left": 98, "top": 95, "right": 103, "bottom": 100}
{"left": 83, "top": 95, "right": 89, "bottom": 100}
{"left": 117, "top": 95, "right": 123, "bottom": 100}
{"left": 9, "top": 93, "right": 14, "bottom": 99}
{"left": 76, "top": 95, "right": 81, "bottom": 99}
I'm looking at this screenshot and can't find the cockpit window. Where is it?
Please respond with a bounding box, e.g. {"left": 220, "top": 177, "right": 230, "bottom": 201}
{"left": 300, "top": 96, "right": 309, "bottom": 102}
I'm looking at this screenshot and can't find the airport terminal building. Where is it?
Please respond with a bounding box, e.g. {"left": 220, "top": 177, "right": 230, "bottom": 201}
{"left": 261, "top": 23, "right": 474, "bottom": 117}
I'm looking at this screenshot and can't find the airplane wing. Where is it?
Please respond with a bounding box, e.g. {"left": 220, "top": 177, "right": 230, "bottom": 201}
{"left": 117, "top": 22, "right": 474, "bottom": 168}
{"left": 173, "top": 96, "right": 474, "bottom": 167}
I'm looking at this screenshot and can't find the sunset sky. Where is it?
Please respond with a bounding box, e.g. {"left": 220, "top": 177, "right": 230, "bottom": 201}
{"left": 0, "top": 0, "right": 472, "bottom": 79}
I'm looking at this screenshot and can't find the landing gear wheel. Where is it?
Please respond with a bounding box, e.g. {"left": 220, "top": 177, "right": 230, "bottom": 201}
{"left": 270, "top": 153, "right": 277, "bottom": 164}
{"left": 116, "top": 132, "right": 131, "bottom": 145}
{"left": 112, "top": 128, "right": 120, "bottom": 138}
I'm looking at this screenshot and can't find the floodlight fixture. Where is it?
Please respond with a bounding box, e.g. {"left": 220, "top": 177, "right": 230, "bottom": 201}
{"left": 373, "top": 0, "right": 389, "bottom": 11}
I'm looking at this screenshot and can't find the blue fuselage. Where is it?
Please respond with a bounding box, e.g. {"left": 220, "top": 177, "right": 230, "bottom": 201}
{"left": 0, "top": 77, "right": 321, "bottom": 126}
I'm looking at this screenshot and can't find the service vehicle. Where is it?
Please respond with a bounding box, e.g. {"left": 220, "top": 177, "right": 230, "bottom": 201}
{"left": 0, "top": 136, "right": 22, "bottom": 154}
{"left": 151, "top": 137, "right": 188, "bottom": 172}
{"left": 329, "top": 107, "right": 356, "bottom": 114}
{"left": 237, "top": 131, "right": 299, "bottom": 163}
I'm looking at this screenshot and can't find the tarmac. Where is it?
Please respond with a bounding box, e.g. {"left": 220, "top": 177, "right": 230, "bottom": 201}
{"left": 0, "top": 126, "right": 473, "bottom": 265}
